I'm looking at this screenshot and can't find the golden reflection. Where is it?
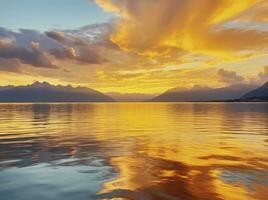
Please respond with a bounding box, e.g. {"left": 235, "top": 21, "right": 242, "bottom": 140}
{"left": 90, "top": 103, "right": 268, "bottom": 200}
{"left": 0, "top": 103, "right": 267, "bottom": 199}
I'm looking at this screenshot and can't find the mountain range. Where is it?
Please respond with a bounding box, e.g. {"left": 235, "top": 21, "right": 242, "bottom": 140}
{"left": 0, "top": 82, "right": 115, "bottom": 102}
{"left": 150, "top": 84, "right": 266, "bottom": 102}
{"left": 0, "top": 81, "right": 268, "bottom": 102}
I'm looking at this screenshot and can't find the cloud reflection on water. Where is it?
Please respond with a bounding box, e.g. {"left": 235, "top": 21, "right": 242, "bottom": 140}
{"left": 0, "top": 103, "right": 267, "bottom": 200}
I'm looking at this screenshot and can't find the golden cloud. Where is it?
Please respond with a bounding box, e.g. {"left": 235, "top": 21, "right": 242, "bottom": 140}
{"left": 95, "top": 0, "right": 268, "bottom": 57}
{"left": 238, "top": 1, "right": 268, "bottom": 21}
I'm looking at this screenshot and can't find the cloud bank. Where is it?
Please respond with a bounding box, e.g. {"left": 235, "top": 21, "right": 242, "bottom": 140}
{"left": 0, "top": 37, "right": 56, "bottom": 69}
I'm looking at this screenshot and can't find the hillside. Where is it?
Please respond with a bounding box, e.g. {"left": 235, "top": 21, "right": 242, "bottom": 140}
{"left": 151, "top": 84, "right": 257, "bottom": 102}
{"left": 241, "top": 82, "right": 268, "bottom": 101}
{"left": 0, "top": 82, "right": 115, "bottom": 102}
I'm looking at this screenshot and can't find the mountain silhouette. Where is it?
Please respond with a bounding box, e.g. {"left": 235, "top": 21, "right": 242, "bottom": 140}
{"left": 0, "top": 82, "right": 115, "bottom": 102}
{"left": 150, "top": 84, "right": 257, "bottom": 102}
{"left": 240, "top": 81, "right": 268, "bottom": 100}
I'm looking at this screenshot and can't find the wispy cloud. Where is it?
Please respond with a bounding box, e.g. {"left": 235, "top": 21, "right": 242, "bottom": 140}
{"left": 95, "top": 0, "right": 268, "bottom": 57}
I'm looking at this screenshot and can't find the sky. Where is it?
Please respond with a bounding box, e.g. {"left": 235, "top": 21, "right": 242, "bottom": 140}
{"left": 0, "top": 0, "right": 268, "bottom": 94}
{"left": 0, "top": 0, "right": 112, "bottom": 30}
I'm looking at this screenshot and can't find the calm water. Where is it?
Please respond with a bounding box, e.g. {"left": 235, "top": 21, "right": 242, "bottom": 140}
{"left": 0, "top": 103, "right": 267, "bottom": 200}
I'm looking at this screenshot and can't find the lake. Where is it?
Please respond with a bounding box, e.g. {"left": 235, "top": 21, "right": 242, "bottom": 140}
{"left": 0, "top": 103, "right": 267, "bottom": 200}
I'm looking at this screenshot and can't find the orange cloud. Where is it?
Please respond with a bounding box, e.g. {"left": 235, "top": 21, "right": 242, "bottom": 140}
{"left": 95, "top": 0, "right": 267, "bottom": 57}
{"left": 238, "top": 1, "right": 268, "bottom": 21}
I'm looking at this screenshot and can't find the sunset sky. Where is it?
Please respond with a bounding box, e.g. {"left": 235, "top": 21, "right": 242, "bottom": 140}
{"left": 1, "top": 0, "right": 268, "bottom": 94}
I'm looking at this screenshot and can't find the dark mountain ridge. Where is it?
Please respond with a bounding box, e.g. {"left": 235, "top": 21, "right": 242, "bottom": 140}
{"left": 0, "top": 82, "right": 115, "bottom": 102}
{"left": 150, "top": 84, "right": 258, "bottom": 102}
{"left": 241, "top": 81, "right": 268, "bottom": 100}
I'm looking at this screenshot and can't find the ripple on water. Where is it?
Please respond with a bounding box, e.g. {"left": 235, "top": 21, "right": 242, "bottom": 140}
{"left": 0, "top": 103, "right": 267, "bottom": 200}
{"left": 0, "top": 157, "right": 117, "bottom": 200}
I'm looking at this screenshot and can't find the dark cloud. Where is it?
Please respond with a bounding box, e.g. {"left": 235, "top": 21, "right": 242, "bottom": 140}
{"left": 0, "top": 58, "right": 22, "bottom": 72}
{"left": 77, "top": 46, "right": 106, "bottom": 64}
{"left": 49, "top": 46, "right": 105, "bottom": 64}
{"left": 45, "top": 31, "right": 66, "bottom": 43}
{"left": 50, "top": 47, "right": 76, "bottom": 60}
{"left": 217, "top": 68, "right": 245, "bottom": 84}
{"left": 0, "top": 28, "right": 60, "bottom": 49}
{"left": 45, "top": 31, "right": 86, "bottom": 46}
{"left": 46, "top": 30, "right": 107, "bottom": 64}
{"left": 0, "top": 38, "right": 57, "bottom": 68}
{"left": 0, "top": 27, "right": 109, "bottom": 69}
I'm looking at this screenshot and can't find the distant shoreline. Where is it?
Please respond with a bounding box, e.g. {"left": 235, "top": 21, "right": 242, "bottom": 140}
{"left": 0, "top": 100, "right": 267, "bottom": 103}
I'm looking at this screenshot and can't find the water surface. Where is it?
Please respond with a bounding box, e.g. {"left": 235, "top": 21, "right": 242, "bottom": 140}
{"left": 0, "top": 103, "right": 267, "bottom": 200}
